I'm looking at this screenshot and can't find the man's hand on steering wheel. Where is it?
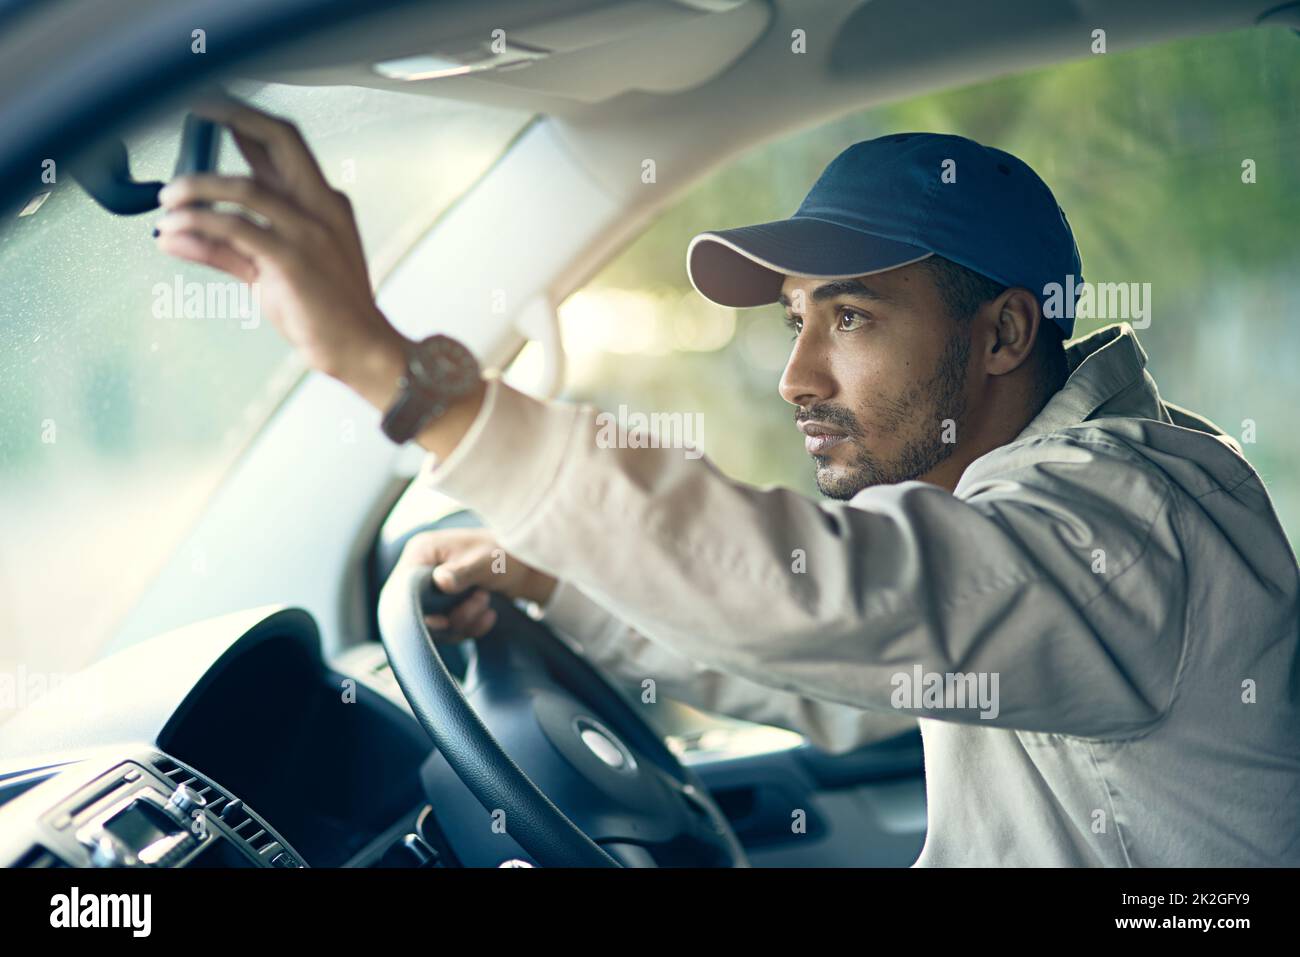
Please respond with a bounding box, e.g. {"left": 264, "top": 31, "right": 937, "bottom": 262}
{"left": 399, "top": 529, "right": 558, "bottom": 641}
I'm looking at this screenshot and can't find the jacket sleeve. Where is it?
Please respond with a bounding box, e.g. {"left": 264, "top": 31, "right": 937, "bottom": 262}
{"left": 420, "top": 376, "right": 1187, "bottom": 740}
{"left": 537, "top": 577, "right": 917, "bottom": 755}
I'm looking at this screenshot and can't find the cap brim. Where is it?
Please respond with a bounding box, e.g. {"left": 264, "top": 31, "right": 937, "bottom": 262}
{"left": 686, "top": 217, "right": 932, "bottom": 308}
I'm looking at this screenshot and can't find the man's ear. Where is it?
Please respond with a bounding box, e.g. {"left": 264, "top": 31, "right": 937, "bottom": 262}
{"left": 981, "top": 287, "right": 1040, "bottom": 377}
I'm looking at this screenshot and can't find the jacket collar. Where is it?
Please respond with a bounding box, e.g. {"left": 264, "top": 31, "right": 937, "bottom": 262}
{"left": 1015, "top": 322, "right": 1171, "bottom": 442}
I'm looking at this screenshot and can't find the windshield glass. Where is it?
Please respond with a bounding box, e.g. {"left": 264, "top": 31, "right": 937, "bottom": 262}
{"left": 0, "top": 82, "right": 531, "bottom": 697}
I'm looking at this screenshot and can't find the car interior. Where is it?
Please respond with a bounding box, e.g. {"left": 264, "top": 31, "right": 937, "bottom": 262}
{"left": 0, "top": 0, "right": 1295, "bottom": 868}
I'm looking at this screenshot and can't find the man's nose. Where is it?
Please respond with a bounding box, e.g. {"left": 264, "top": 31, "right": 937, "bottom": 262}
{"left": 779, "top": 336, "right": 835, "bottom": 407}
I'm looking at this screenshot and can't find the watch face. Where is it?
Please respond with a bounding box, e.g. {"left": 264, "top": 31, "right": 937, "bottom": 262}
{"left": 381, "top": 335, "right": 482, "bottom": 445}
{"left": 417, "top": 335, "right": 480, "bottom": 396}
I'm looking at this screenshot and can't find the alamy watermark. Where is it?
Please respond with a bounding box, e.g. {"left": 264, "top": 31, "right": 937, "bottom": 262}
{"left": 595, "top": 404, "right": 704, "bottom": 459}
{"left": 1, "top": 666, "right": 108, "bottom": 716}
{"left": 50, "top": 888, "right": 151, "bottom": 937}
{"left": 152, "top": 276, "right": 261, "bottom": 329}
{"left": 1043, "top": 274, "right": 1151, "bottom": 329}
{"left": 891, "top": 664, "right": 1001, "bottom": 720}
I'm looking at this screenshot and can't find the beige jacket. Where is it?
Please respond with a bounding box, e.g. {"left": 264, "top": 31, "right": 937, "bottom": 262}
{"left": 418, "top": 322, "right": 1300, "bottom": 866}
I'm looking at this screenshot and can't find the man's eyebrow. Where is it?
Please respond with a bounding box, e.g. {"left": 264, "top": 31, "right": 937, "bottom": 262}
{"left": 778, "top": 279, "right": 893, "bottom": 308}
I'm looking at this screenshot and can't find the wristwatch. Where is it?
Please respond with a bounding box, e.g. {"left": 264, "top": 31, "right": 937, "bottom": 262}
{"left": 380, "top": 334, "right": 481, "bottom": 445}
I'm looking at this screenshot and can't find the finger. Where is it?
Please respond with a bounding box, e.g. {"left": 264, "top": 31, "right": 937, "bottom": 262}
{"left": 431, "top": 563, "right": 459, "bottom": 592}
{"left": 158, "top": 175, "right": 310, "bottom": 238}
{"left": 189, "top": 93, "right": 277, "bottom": 183}
{"left": 316, "top": 187, "right": 371, "bottom": 288}
{"left": 230, "top": 128, "right": 278, "bottom": 184}
{"left": 402, "top": 534, "right": 457, "bottom": 573}
{"left": 433, "top": 557, "right": 491, "bottom": 593}
{"left": 464, "top": 608, "right": 497, "bottom": 639}
{"left": 445, "top": 589, "right": 489, "bottom": 630}
{"left": 424, "top": 616, "right": 468, "bottom": 645}
{"left": 155, "top": 230, "right": 257, "bottom": 283}
{"left": 190, "top": 97, "right": 329, "bottom": 197}
{"left": 446, "top": 589, "right": 490, "bottom": 632}
{"left": 191, "top": 96, "right": 359, "bottom": 255}
{"left": 155, "top": 206, "right": 292, "bottom": 264}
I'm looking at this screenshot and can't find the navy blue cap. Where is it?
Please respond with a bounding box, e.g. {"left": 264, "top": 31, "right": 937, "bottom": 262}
{"left": 687, "top": 132, "right": 1082, "bottom": 337}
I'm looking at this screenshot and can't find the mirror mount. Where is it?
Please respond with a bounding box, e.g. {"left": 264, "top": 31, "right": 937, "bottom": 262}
{"left": 70, "top": 112, "right": 220, "bottom": 216}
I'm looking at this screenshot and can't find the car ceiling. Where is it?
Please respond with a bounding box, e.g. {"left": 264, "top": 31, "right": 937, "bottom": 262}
{"left": 0, "top": 0, "right": 1291, "bottom": 218}
{"left": 242, "top": 0, "right": 1287, "bottom": 121}
{"left": 228, "top": 0, "right": 1295, "bottom": 208}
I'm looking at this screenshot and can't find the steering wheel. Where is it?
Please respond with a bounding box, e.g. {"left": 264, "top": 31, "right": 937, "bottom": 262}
{"left": 376, "top": 557, "right": 748, "bottom": 868}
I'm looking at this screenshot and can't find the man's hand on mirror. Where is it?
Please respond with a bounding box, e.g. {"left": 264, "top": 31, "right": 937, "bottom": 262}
{"left": 153, "top": 95, "right": 484, "bottom": 455}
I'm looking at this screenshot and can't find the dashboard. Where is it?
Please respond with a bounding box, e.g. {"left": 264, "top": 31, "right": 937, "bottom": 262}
{"left": 2, "top": 750, "right": 308, "bottom": 869}
{"left": 0, "top": 605, "right": 456, "bottom": 869}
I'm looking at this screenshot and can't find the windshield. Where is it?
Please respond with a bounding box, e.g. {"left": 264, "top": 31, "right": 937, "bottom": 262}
{"left": 0, "top": 82, "right": 531, "bottom": 696}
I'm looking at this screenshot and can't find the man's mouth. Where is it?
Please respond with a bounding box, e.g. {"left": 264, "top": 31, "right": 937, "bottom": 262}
{"left": 799, "top": 420, "right": 848, "bottom": 455}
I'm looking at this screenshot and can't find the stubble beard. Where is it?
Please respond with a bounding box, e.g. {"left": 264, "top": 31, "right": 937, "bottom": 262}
{"left": 811, "top": 330, "right": 971, "bottom": 500}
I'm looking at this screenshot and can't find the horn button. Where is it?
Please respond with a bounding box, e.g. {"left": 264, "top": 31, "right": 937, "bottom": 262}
{"left": 530, "top": 690, "right": 671, "bottom": 814}
{"left": 575, "top": 717, "right": 637, "bottom": 773}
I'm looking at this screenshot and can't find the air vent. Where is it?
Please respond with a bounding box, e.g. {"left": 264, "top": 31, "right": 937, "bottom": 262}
{"left": 149, "top": 757, "right": 280, "bottom": 859}
{"left": 217, "top": 799, "right": 277, "bottom": 856}
{"left": 150, "top": 756, "right": 233, "bottom": 818}
{"left": 16, "top": 844, "right": 67, "bottom": 868}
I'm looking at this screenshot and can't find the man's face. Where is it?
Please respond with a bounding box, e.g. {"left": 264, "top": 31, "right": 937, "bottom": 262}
{"left": 778, "top": 262, "right": 973, "bottom": 499}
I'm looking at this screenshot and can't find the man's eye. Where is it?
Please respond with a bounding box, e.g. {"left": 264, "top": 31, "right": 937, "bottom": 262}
{"left": 784, "top": 314, "right": 803, "bottom": 338}
{"left": 838, "top": 308, "right": 868, "bottom": 331}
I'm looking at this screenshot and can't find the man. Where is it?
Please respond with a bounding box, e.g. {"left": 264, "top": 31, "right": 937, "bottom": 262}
{"left": 156, "top": 100, "right": 1300, "bottom": 866}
